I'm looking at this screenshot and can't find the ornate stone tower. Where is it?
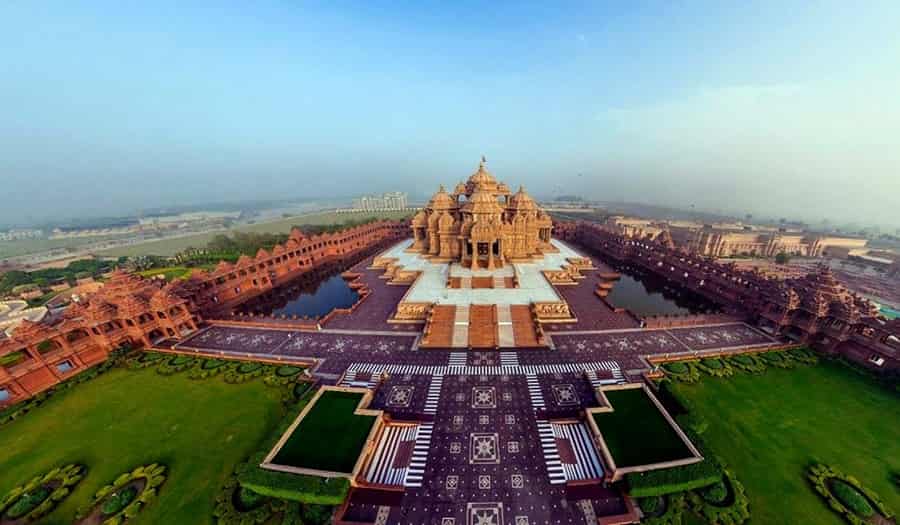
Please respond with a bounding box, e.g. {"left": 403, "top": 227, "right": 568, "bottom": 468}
{"left": 410, "top": 158, "right": 554, "bottom": 268}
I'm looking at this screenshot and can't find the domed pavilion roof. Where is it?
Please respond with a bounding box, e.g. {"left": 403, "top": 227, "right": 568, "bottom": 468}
{"left": 508, "top": 185, "right": 537, "bottom": 211}
{"left": 462, "top": 188, "right": 504, "bottom": 215}
{"left": 427, "top": 185, "right": 457, "bottom": 211}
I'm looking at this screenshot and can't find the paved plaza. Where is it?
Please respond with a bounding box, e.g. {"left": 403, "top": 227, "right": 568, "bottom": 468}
{"left": 165, "top": 244, "right": 783, "bottom": 525}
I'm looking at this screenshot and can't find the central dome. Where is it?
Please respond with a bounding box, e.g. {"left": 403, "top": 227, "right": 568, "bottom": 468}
{"left": 466, "top": 157, "right": 498, "bottom": 191}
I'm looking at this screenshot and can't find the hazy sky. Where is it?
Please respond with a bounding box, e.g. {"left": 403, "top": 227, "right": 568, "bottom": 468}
{"left": 2, "top": 1, "right": 899, "bottom": 228}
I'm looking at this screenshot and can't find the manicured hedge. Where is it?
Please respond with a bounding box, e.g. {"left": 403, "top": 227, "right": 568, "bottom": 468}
{"left": 643, "top": 493, "right": 687, "bottom": 525}
{"left": 0, "top": 464, "right": 86, "bottom": 522}
{"left": 626, "top": 459, "right": 722, "bottom": 497}
{"left": 639, "top": 496, "right": 661, "bottom": 513}
{"left": 238, "top": 466, "right": 349, "bottom": 506}
{"left": 75, "top": 463, "right": 167, "bottom": 523}
{"left": 701, "top": 480, "right": 728, "bottom": 504}
{"left": 697, "top": 358, "right": 734, "bottom": 377}
{"left": 688, "top": 469, "right": 750, "bottom": 524}
{"left": 807, "top": 463, "right": 894, "bottom": 525}
{"left": 832, "top": 480, "right": 874, "bottom": 518}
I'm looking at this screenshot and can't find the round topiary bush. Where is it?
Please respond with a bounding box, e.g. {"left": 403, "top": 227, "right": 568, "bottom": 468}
{"left": 0, "top": 464, "right": 86, "bottom": 522}
{"left": 831, "top": 480, "right": 874, "bottom": 518}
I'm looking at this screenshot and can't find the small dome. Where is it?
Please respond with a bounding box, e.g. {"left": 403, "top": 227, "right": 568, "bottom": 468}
{"left": 508, "top": 185, "right": 537, "bottom": 211}
{"left": 453, "top": 181, "right": 467, "bottom": 195}
{"left": 428, "top": 185, "right": 457, "bottom": 210}
{"left": 462, "top": 189, "right": 504, "bottom": 215}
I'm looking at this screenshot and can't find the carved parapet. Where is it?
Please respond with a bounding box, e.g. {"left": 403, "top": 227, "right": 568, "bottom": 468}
{"left": 562, "top": 264, "right": 585, "bottom": 279}
{"left": 533, "top": 301, "right": 573, "bottom": 321}
{"left": 389, "top": 270, "right": 420, "bottom": 285}
{"left": 566, "top": 256, "right": 595, "bottom": 270}
{"left": 393, "top": 302, "right": 432, "bottom": 322}
{"left": 371, "top": 256, "right": 398, "bottom": 269}
{"left": 542, "top": 270, "right": 577, "bottom": 285}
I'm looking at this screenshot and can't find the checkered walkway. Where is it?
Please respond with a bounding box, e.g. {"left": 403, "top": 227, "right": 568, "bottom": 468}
{"left": 536, "top": 420, "right": 566, "bottom": 485}
{"left": 525, "top": 373, "right": 546, "bottom": 410}
{"left": 424, "top": 375, "right": 443, "bottom": 415}
{"left": 403, "top": 423, "right": 434, "bottom": 488}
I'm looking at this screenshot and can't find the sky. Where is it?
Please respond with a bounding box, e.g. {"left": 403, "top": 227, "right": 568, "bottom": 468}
{"left": 2, "top": 1, "right": 899, "bottom": 229}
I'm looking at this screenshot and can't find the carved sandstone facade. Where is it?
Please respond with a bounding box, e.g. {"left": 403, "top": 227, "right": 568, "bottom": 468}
{"left": 409, "top": 159, "right": 553, "bottom": 269}
{"left": 556, "top": 221, "right": 898, "bottom": 371}
{"left": 0, "top": 220, "right": 408, "bottom": 405}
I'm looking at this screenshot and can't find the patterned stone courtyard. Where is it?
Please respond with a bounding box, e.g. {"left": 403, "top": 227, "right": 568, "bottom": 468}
{"left": 162, "top": 243, "right": 787, "bottom": 525}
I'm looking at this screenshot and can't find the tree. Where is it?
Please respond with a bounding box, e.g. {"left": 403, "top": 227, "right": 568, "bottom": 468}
{"left": 775, "top": 251, "right": 791, "bottom": 264}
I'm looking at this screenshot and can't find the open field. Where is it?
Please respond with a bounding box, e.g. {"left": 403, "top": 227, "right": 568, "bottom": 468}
{"left": 0, "top": 235, "right": 130, "bottom": 259}
{"left": 0, "top": 366, "right": 285, "bottom": 525}
{"left": 672, "top": 361, "right": 900, "bottom": 525}
{"left": 95, "top": 210, "right": 412, "bottom": 257}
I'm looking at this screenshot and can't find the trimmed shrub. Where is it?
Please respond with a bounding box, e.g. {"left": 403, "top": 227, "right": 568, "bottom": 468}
{"left": 157, "top": 355, "right": 196, "bottom": 375}
{"left": 727, "top": 353, "right": 768, "bottom": 373}
{"left": 807, "top": 463, "right": 894, "bottom": 524}
{"left": 276, "top": 365, "right": 302, "bottom": 377}
{"left": 643, "top": 493, "right": 687, "bottom": 525}
{"left": 663, "top": 361, "right": 688, "bottom": 374}
{"left": 831, "top": 480, "right": 874, "bottom": 518}
{"left": 639, "top": 495, "right": 661, "bottom": 513}
{"left": 0, "top": 464, "right": 85, "bottom": 522}
{"left": 697, "top": 358, "right": 734, "bottom": 377}
{"left": 626, "top": 459, "right": 722, "bottom": 498}
{"left": 786, "top": 347, "right": 819, "bottom": 365}
{"left": 701, "top": 480, "right": 728, "bottom": 504}
{"left": 76, "top": 463, "right": 167, "bottom": 523}
{"left": 4, "top": 486, "right": 51, "bottom": 519}
{"left": 761, "top": 351, "right": 794, "bottom": 368}
{"left": 101, "top": 486, "right": 138, "bottom": 516}
{"left": 688, "top": 469, "right": 750, "bottom": 524}
{"left": 238, "top": 467, "right": 349, "bottom": 506}
{"left": 661, "top": 361, "right": 701, "bottom": 383}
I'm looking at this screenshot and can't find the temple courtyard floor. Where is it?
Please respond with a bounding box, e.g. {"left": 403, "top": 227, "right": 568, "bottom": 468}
{"left": 669, "top": 360, "right": 900, "bottom": 525}
{"left": 0, "top": 366, "right": 286, "bottom": 525}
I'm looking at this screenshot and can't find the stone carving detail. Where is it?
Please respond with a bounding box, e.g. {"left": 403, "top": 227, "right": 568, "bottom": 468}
{"left": 533, "top": 302, "right": 572, "bottom": 320}
{"left": 394, "top": 302, "right": 432, "bottom": 321}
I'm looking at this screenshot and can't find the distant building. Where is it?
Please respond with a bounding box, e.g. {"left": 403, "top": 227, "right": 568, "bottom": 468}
{"left": 352, "top": 192, "right": 408, "bottom": 211}
{"left": 600, "top": 216, "right": 868, "bottom": 258}
{"left": 0, "top": 229, "right": 43, "bottom": 241}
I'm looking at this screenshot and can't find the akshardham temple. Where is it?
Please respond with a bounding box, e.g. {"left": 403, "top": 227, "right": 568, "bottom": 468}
{"left": 409, "top": 157, "right": 554, "bottom": 267}
{"left": 0, "top": 159, "right": 898, "bottom": 525}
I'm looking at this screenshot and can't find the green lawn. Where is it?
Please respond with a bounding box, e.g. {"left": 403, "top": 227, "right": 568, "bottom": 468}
{"left": 0, "top": 367, "right": 285, "bottom": 525}
{"left": 272, "top": 391, "right": 375, "bottom": 473}
{"left": 672, "top": 361, "right": 900, "bottom": 525}
{"left": 592, "top": 387, "right": 692, "bottom": 467}
{"left": 96, "top": 210, "right": 412, "bottom": 257}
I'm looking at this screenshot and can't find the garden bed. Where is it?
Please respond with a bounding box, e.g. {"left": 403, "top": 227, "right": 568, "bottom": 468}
{"left": 265, "top": 389, "right": 377, "bottom": 475}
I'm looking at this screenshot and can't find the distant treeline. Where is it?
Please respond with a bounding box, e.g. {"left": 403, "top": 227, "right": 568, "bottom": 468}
{"left": 0, "top": 259, "right": 115, "bottom": 295}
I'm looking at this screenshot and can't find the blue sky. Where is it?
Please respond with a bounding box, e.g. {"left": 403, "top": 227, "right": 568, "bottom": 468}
{"left": 2, "top": 1, "right": 899, "bottom": 228}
